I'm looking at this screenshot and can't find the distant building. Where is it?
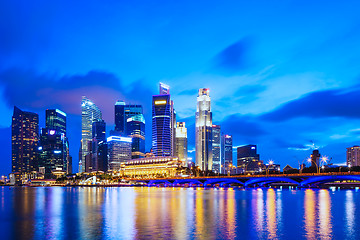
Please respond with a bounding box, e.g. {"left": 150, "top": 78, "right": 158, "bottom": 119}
{"left": 39, "top": 109, "right": 71, "bottom": 176}
{"left": 38, "top": 128, "right": 68, "bottom": 178}
{"left": 152, "top": 83, "right": 176, "bottom": 157}
{"left": 81, "top": 96, "right": 102, "bottom": 172}
{"left": 347, "top": 146, "right": 360, "bottom": 167}
{"left": 237, "top": 145, "right": 261, "bottom": 173}
{"left": 175, "top": 122, "right": 188, "bottom": 165}
{"left": 212, "top": 125, "right": 221, "bottom": 173}
{"left": 114, "top": 100, "right": 126, "bottom": 134}
{"left": 310, "top": 150, "right": 320, "bottom": 168}
{"left": 107, "top": 136, "right": 132, "bottom": 171}
{"left": 195, "top": 88, "right": 213, "bottom": 171}
{"left": 283, "top": 164, "right": 296, "bottom": 173}
{"left": 221, "top": 134, "right": 233, "bottom": 174}
{"left": 126, "top": 114, "right": 145, "bottom": 159}
{"left": 120, "top": 156, "right": 183, "bottom": 178}
{"left": 91, "top": 120, "right": 107, "bottom": 172}
{"left": 11, "top": 106, "right": 39, "bottom": 180}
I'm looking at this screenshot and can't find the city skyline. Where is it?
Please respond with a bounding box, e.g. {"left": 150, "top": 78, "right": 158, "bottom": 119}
{"left": 1, "top": 1, "right": 360, "bottom": 175}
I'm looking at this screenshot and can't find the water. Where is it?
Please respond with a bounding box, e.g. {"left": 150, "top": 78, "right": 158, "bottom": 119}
{"left": 1, "top": 186, "right": 360, "bottom": 240}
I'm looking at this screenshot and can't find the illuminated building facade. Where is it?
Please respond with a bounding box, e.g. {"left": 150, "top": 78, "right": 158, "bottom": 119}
{"left": 81, "top": 96, "right": 102, "bottom": 172}
{"left": 347, "top": 146, "right": 360, "bottom": 167}
{"left": 195, "top": 88, "right": 213, "bottom": 171}
{"left": 114, "top": 100, "right": 126, "bottom": 134}
{"left": 175, "top": 122, "right": 187, "bottom": 164}
{"left": 126, "top": 114, "right": 145, "bottom": 158}
{"left": 11, "top": 106, "right": 39, "bottom": 178}
{"left": 120, "top": 156, "right": 183, "bottom": 178}
{"left": 152, "top": 83, "right": 176, "bottom": 157}
{"left": 212, "top": 125, "right": 221, "bottom": 173}
{"left": 92, "top": 120, "right": 107, "bottom": 172}
{"left": 221, "top": 134, "right": 233, "bottom": 174}
{"left": 114, "top": 101, "right": 145, "bottom": 158}
{"left": 107, "top": 136, "right": 132, "bottom": 171}
{"left": 237, "top": 145, "right": 261, "bottom": 173}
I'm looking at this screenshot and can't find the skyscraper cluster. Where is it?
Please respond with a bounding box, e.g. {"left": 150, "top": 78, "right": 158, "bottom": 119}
{"left": 11, "top": 82, "right": 242, "bottom": 180}
{"left": 11, "top": 107, "right": 71, "bottom": 181}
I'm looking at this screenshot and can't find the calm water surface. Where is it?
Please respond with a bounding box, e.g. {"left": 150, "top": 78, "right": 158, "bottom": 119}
{"left": 1, "top": 186, "right": 360, "bottom": 239}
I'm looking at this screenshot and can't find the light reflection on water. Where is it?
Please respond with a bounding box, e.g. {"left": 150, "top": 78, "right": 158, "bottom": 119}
{"left": 1, "top": 186, "right": 360, "bottom": 240}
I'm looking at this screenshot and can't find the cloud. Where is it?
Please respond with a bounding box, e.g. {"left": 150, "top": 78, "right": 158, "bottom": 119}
{"left": 218, "top": 114, "right": 267, "bottom": 143}
{"left": 213, "top": 37, "right": 254, "bottom": 73}
{"left": 0, "top": 68, "right": 153, "bottom": 124}
{"left": 261, "top": 86, "right": 360, "bottom": 121}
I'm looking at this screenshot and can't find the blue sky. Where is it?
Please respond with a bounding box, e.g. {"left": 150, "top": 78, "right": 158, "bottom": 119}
{"left": 1, "top": 1, "right": 360, "bottom": 175}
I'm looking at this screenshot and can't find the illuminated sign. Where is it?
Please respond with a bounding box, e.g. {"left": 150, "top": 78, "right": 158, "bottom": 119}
{"left": 54, "top": 150, "right": 62, "bottom": 154}
{"left": 49, "top": 130, "right": 56, "bottom": 135}
{"left": 154, "top": 100, "right": 167, "bottom": 105}
{"left": 38, "top": 147, "right": 43, "bottom": 151}
{"left": 251, "top": 147, "right": 256, "bottom": 150}
{"left": 107, "top": 136, "right": 132, "bottom": 143}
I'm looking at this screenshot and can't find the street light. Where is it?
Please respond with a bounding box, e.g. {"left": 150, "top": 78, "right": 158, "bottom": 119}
{"left": 308, "top": 157, "right": 319, "bottom": 174}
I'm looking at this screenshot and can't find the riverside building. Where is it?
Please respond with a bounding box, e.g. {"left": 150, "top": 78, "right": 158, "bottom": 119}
{"left": 195, "top": 88, "right": 213, "bottom": 171}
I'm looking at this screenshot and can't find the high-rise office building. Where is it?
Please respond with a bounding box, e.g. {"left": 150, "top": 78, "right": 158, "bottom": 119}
{"left": 221, "top": 134, "right": 233, "bottom": 174}
{"left": 175, "top": 122, "right": 188, "bottom": 164}
{"left": 11, "top": 106, "right": 39, "bottom": 178}
{"left": 46, "top": 109, "right": 66, "bottom": 134}
{"left": 114, "top": 101, "right": 145, "bottom": 158}
{"left": 92, "top": 120, "right": 107, "bottom": 172}
{"left": 152, "top": 83, "right": 176, "bottom": 156}
{"left": 38, "top": 109, "right": 71, "bottom": 177}
{"left": 212, "top": 125, "right": 221, "bottom": 173}
{"left": 195, "top": 88, "right": 213, "bottom": 171}
{"left": 126, "top": 114, "right": 145, "bottom": 158}
{"left": 38, "top": 128, "right": 67, "bottom": 177}
{"left": 107, "top": 136, "right": 132, "bottom": 171}
{"left": 81, "top": 96, "right": 102, "bottom": 172}
{"left": 237, "top": 145, "right": 261, "bottom": 173}
{"left": 347, "top": 146, "right": 360, "bottom": 167}
{"left": 114, "top": 100, "right": 126, "bottom": 134}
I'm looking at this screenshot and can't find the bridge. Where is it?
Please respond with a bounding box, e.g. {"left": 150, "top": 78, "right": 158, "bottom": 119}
{"left": 126, "top": 172, "right": 360, "bottom": 188}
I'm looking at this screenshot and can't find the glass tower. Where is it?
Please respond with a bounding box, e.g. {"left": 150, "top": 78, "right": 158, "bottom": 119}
{"left": 195, "top": 88, "right": 213, "bottom": 171}
{"left": 175, "top": 122, "right": 188, "bottom": 165}
{"left": 11, "top": 106, "right": 39, "bottom": 178}
{"left": 81, "top": 96, "right": 102, "bottom": 173}
{"left": 126, "top": 114, "right": 145, "bottom": 159}
{"left": 107, "top": 136, "right": 132, "bottom": 171}
{"left": 212, "top": 125, "right": 221, "bottom": 173}
{"left": 39, "top": 109, "right": 71, "bottom": 177}
{"left": 221, "top": 134, "right": 233, "bottom": 174}
{"left": 92, "top": 120, "right": 107, "bottom": 172}
{"left": 152, "top": 84, "right": 176, "bottom": 157}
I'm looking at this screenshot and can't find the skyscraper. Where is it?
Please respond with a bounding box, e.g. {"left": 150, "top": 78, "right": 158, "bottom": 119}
{"left": 126, "top": 114, "right": 145, "bottom": 158}
{"left": 114, "top": 101, "right": 145, "bottom": 157}
{"left": 114, "top": 100, "right": 126, "bottom": 134}
{"left": 237, "top": 145, "right": 261, "bottom": 173}
{"left": 45, "top": 109, "right": 66, "bottom": 134}
{"left": 175, "top": 122, "right": 188, "bottom": 165}
{"left": 347, "top": 146, "right": 360, "bottom": 167}
{"left": 81, "top": 96, "right": 102, "bottom": 173}
{"left": 212, "top": 125, "right": 221, "bottom": 173}
{"left": 152, "top": 83, "right": 176, "bottom": 156}
{"left": 195, "top": 88, "right": 213, "bottom": 171}
{"left": 11, "top": 106, "right": 39, "bottom": 179}
{"left": 38, "top": 109, "right": 71, "bottom": 177}
{"left": 92, "top": 120, "right": 107, "bottom": 172}
{"left": 107, "top": 136, "right": 132, "bottom": 171}
{"left": 221, "top": 134, "right": 233, "bottom": 174}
